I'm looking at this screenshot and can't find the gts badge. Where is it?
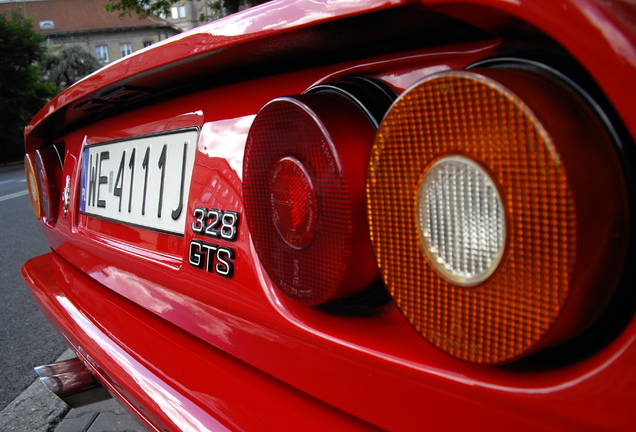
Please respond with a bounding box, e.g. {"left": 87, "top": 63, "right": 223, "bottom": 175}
{"left": 188, "top": 207, "right": 239, "bottom": 278}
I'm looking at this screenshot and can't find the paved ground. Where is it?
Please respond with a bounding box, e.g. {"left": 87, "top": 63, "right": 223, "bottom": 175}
{"left": 0, "top": 349, "right": 144, "bottom": 432}
{"left": 1, "top": 386, "right": 144, "bottom": 432}
{"left": 0, "top": 163, "right": 68, "bottom": 410}
{"left": 0, "top": 371, "right": 68, "bottom": 432}
{"left": 55, "top": 399, "right": 144, "bottom": 432}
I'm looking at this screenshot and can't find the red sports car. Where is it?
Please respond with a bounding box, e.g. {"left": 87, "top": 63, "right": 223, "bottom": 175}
{"left": 23, "top": 0, "right": 636, "bottom": 430}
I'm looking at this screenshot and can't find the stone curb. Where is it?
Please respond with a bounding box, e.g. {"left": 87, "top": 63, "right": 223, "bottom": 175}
{"left": 0, "top": 349, "right": 73, "bottom": 432}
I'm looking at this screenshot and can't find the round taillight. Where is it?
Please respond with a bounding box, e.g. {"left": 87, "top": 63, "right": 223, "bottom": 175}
{"left": 367, "top": 69, "right": 629, "bottom": 364}
{"left": 244, "top": 92, "right": 380, "bottom": 305}
{"left": 35, "top": 149, "right": 54, "bottom": 221}
{"left": 26, "top": 147, "right": 63, "bottom": 222}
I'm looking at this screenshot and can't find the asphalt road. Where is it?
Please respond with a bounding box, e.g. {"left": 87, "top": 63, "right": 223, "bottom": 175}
{"left": 0, "top": 164, "right": 67, "bottom": 410}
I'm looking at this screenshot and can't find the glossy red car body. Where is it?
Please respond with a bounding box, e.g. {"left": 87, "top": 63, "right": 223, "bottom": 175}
{"left": 22, "top": 0, "right": 636, "bottom": 430}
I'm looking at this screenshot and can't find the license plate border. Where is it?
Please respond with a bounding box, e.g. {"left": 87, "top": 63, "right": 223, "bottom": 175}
{"left": 79, "top": 127, "right": 199, "bottom": 236}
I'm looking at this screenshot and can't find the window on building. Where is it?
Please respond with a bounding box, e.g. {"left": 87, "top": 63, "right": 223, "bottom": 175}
{"left": 171, "top": 5, "right": 187, "bottom": 19}
{"left": 143, "top": 41, "right": 154, "bottom": 48}
{"left": 120, "top": 43, "right": 132, "bottom": 57}
{"left": 38, "top": 20, "right": 55, "bottom": 30}
{"left": 96, "top": 45, "right": 109, "bottom": 63}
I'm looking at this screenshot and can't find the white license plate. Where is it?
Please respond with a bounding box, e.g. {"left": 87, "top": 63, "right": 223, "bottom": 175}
{"left": 80, "top": 129, "right": 198, "bottom": 235}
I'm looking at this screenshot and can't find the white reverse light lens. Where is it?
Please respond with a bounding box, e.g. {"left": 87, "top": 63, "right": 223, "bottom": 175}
{"left": 417, "top": 155, "right": 506, "bottom": 286}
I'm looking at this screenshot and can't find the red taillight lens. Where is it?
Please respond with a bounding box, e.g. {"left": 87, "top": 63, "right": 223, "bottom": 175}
{"left": 25, "top": 147, "right": 63, "bottom": 222}
{"left": 368, "top": 69, "right": 629, "bottom": 364}
{"left": 243, "top": 93, "right": 379, "bottom": 305}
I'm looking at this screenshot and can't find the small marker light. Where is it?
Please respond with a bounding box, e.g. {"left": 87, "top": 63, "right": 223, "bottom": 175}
{"left": 417, "top": 155, "right": 506, "bottom": 286}
{"left": 270, "top": 156, "right": 318, "bottom": 250}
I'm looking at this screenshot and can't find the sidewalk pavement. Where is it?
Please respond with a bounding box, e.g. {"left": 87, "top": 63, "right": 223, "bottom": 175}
{"left": 0, "top": 349, "right": 145, "bottom": 431}
{"left": 1, "top": 382, "right": 144, "bottom": 432}
{"left": 55, "top": 399, "right": 144, "bottom": 432}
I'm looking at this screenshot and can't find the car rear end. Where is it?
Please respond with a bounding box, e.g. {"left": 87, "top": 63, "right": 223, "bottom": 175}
{"left": 22, "top": 0, "right": 636, "bottom": 430}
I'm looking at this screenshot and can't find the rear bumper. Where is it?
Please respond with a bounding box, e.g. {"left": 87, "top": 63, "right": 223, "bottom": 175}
{"left": 22, "top": 252, "right": 378, "bottom": 432}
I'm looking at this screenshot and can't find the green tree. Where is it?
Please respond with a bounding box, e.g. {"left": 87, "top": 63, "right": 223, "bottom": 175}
{"left": 41, "top": 45, "right": 101, "bottom": 91}
{"left": 105, "top": 0, "right": 269, "bottom": 20}
{"left": 0, "top": 9, "right": 55, "bottom": 163}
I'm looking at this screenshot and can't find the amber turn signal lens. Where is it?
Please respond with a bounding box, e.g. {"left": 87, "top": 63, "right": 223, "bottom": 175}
{"left": 25, "top": 153, "right": 42, "bottom": 219}
{"left": 368, "top": 70, "right": 629, "bottom": 364}
{"left": 244, "top": 93, "right": 379, "bottom": 304}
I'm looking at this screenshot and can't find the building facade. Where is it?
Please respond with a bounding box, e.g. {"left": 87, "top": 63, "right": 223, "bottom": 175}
{"left": 0, "top": 0, "right": 181, "bottom": 65}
